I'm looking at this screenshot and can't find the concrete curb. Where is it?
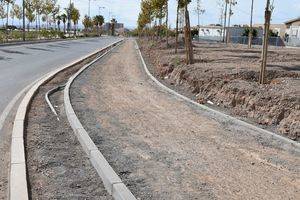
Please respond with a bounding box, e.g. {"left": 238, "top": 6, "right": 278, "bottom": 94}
{"left": 9, "top": 39, "right": 124, "bottom": 200}
{"left": 134, "top": 40, "right": 300, "bottom": 154}
{"left": 64, "top": 40, "right": 136, "bottom": 200}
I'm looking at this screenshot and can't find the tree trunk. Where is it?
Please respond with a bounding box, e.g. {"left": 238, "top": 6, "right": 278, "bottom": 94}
{"left": 259, "top": 0, "right": 271, "bottom": 84}
{"left": 175, "top": 2, "right": 179, "bottom": 53}
{"left": 184, "top": 4, "right": 193, "bottom": 64}
{"left": 222, "top": 1, "right": 228, "bottom": 42}
{"left": 248, "top": 0, "right": 254, "bottom": 48}
{"left": 6, "top": 2, "right": 9, "bottom": 42}
{"left": 226, "top": 2, "right": 232, "bottom": 44}
{"left": 165, "top": 1, "right": 169, "bottom": 47}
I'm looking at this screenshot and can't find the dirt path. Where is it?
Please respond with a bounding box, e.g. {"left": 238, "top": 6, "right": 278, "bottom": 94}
{"left": 71, "top": 39, "right": 300, "bottom": 200}
{"left": 25, "top": 55, "right": 112, "bottom": 199}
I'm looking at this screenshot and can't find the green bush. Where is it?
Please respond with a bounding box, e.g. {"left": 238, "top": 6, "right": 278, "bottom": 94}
{"left": 242, "top": 28, "right": 258, "bottom": 38}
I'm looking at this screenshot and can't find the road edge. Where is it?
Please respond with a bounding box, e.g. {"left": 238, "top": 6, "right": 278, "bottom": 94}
{"left": 134, "top": 40, "right": 300, "bottom": 154}
{"left": 9, "top": 39, "right": 123, "bottom": 200}
{"left": 64, "top": 39, "right": 136, "bottom": 200}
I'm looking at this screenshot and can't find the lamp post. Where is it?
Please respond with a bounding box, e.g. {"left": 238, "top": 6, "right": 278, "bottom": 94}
{"left": 99, "top": 6, "right": 105, "bottom": 15}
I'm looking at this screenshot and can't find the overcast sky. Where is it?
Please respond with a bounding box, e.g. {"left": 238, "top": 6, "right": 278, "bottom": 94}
{"left": 14, "top": 0, "right": 300, "bottom": 29}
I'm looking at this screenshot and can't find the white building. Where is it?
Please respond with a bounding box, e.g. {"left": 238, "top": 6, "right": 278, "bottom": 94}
{"left": 285, "top": 17, "right": 300, "bottom": 46}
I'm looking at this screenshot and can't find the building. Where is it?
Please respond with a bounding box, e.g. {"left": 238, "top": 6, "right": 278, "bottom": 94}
{"left": 198, "top": 24, "right": 263, "bottom": 41}
{"left": 253, "top": 24, "right": 286, "bottom": 38}
{"left": 102, "top": 22, "right": 124, "bottom": 32}
{"left": 285, "top": 17, "right": 300, "bottom": 47}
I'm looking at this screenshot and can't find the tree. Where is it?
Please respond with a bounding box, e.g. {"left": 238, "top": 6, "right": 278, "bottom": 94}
{"left": 248, "top": 0, "right": 254, "bottom": 48}
{"left": 179, "top": 0, "right": 193, "bottom": 64}
{"left": 56, "top": 14, "right": 61, "bottom": 31}
{"left": 194, "top": 0, "right": 205, "bottom": 28}
{"left": 226, "top": 0, "right": 237, "bottom": 43}
{"left": 61, "top": 13, "right": 66, "bottom": 33}
{"left": 11, "top": 3, "right": 21, "bottom": 27}
{"left": 0, "top": 2, "right": 5, "bottom": 27}
{"left": 259, "top": 0, "right": 273, "bottom": 84}
{"left": 4, "top": 0, "right": 14, "bottom": 27}
{"left": 52, "top": 5, "right": 59, "bottom": 30}
{"left": 175, "top": 0, "right": 180, "bottom": 53}
{"left": 25, "top": 0, "right": 35, "bottom": 31}
{"left": 93, "top": 15, "right": 104, "bottom": 36}
{"left": 152, "top": 0, "right": 167, "bottom": 39}
{"left": 70, "top": 4, "right": 80, "bottom": 35}
{"left": 82, "top": 15, "right": 92, "bottom": 31}
{"left": 32, "top": 0, "right": 43, "bottom": 31}
{"left": 43, "top": 0, "right": 56, "bottom": 30}
{"left": 111, "top": 18, "right": 116, "bottom": 36}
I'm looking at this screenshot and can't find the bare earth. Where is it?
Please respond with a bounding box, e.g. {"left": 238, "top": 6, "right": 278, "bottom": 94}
{"left": 25, "top": 55, "right": 112, "bottom": 199}
{"left": 71, "top": 39, "right": 300, "bottom": 199}
{"left": 138, "top": 38, "right": 300, "bottom": 141}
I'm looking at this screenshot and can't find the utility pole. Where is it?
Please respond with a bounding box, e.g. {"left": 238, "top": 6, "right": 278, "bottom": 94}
{"left": 226, "top": 0, "right": 237, "bottom": 44}
{"left": 259, "top": 0, "right": 271, "bottom": 84}
{"left": 222, "top": 0, "right": 228, "bottom": 42}
{"left": 88, "top": 0, "right": 91, "bottom": 17}
{"left": 22, "top": 0, "right": 25, "bottom": 41}
{"left": 248, "top": 0, "right": 254, "bottom": 48}
{"left": 99, "top": 6, "right": 105, "bottom": 15}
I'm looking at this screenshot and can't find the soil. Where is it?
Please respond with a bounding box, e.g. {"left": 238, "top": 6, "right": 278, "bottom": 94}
{"left": 71, "top": 39, "right": 300, "bottom": 200}
{"left": 138, "top": 38, "right": 300, "bottom": 141}
{"left": 25, "top": 54, "right": 112, "bottom": 199}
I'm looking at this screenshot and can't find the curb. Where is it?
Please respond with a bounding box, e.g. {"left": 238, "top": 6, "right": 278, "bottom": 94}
{"left": 64, "top": 40, "right": 136, "bottom": 200}
{"left": 9, "top": 39, "right": 123, "bottom": 200}
{"left": 134, "top": 40, "right": 300, "bottom": 154}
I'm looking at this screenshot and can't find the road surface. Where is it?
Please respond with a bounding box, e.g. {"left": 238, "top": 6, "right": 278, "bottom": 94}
{"left": 0, "top": 37, "right": 119, "bottom": 116}
{"left": 70, "top": 40, "right": 300, "bottom": 199}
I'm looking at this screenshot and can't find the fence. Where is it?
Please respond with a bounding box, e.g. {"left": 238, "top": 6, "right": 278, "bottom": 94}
{"left": 287, "top": 37, "right": 300, "bottom": 47}
{"left": 195, "top": 36, "right": 286, "bottom": 47}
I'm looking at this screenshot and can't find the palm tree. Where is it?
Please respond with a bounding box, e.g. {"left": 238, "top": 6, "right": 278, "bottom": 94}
{"left": 52, "top": 5, "right": 59, "bottom": 30}
{"left": 70, "top": 5, "right": 80, "bottom": 35}
{"left": 61, "top": 13, "right": 66, "bottom": 33}
{"left": 56, "top": 14, "right": 61, "bottom": 31}
{"left": 93, "top": 15, "right": 104, "bottom": 36}
{"left": 15, "top": 3, "right": 21, "bottom": 28}
{"left": 25, "top": 0, "right": 35, "bottom": 32}
{"left": 9, "top": 2, "right": 14, "bottom": 26}
{"left": 10, "top": 3, "right": 21, "bottom": 27}
{"left": 0, "top": 2, "right": 5, "bottom": 27}
{"left": 82, "top": 15, "right": 92, "bottom": 32}
{"left": 4, "top": 0, "right": 14, "bottom": 28}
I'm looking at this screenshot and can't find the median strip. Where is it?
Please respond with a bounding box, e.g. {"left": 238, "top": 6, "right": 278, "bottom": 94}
{"left": 64, "top": 40, "right": 136, "bottom": 200}
{"left": 9, "top": 39, "right": 123, "bottom": 200}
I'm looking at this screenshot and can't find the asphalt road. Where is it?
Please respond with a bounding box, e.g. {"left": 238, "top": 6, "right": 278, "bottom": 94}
{"left": 0, "top": 37, "right": 119, "bottom": 116}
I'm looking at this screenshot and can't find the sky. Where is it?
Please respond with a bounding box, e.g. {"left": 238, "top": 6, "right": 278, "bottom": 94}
{"left": 13, "top": 0, "right": 300, "bottom": 29}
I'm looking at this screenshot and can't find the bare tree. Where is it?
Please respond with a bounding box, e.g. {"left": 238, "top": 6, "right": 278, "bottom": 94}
{"left": 226, "top": 0, "right": 237, "bottom": 44}
{"left": 248, "top": 0, "right": 254, "bottom": 48}
{"left": 259, "top": 0, "right": 273, "bottom": 84}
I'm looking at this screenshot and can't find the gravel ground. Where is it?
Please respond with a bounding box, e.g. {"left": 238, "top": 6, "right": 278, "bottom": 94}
{"left": 25, "top": 54, "right": 112, "bottom": 199}
{"left": 138, "top": 38, "right": 300, "bottom": 140}
{"left": 71, "top": 39, "right": 300, "bottom": 200}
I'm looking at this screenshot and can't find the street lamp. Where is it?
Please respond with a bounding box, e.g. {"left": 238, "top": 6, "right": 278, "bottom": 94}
{"left": 99, "top": 6, "right": 105, "bottom": 15}
{"left": 88, "top": 0, "right": 101, "bottom": 18}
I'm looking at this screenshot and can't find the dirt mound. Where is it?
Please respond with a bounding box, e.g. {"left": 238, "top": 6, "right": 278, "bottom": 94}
{"left": 138, "top": 38, "right": 300, "bottom": 141}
